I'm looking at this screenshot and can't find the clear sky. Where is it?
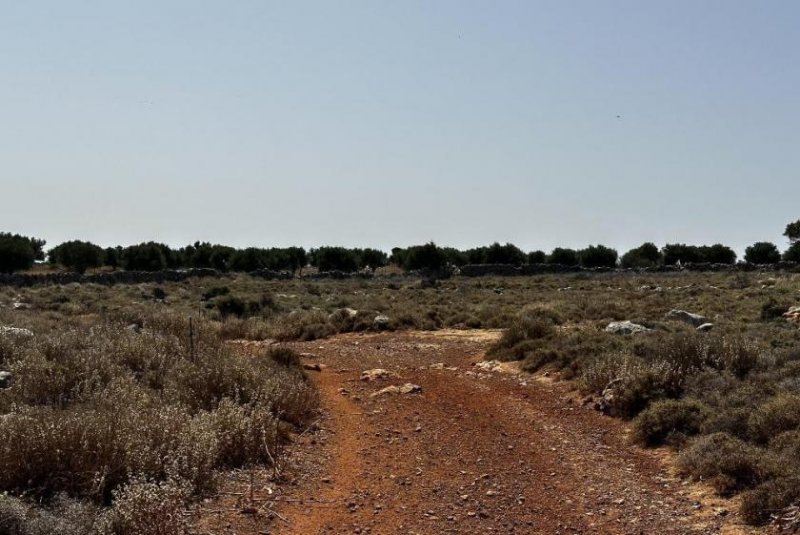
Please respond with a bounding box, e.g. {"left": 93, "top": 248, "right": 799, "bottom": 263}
{"left": 2, "top": 1, "right": 798, "bottom": 255}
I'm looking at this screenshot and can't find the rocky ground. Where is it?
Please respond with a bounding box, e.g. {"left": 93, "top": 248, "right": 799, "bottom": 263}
{"left": 191, "top": 330, "right": 764, "bottom": 535}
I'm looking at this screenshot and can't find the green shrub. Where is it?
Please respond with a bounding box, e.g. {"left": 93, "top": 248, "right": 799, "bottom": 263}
{"left": 632, "top": 399, "right": 709, "bottom": 447}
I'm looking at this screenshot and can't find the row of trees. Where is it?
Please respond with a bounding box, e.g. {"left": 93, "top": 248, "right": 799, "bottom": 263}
{"left": 3, "top": 220, "right": 800, "bottom": 274}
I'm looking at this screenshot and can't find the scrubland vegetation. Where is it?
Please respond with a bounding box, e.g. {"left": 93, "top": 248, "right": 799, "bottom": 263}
{"left": 0, "top": 303, "right": 316, "bottom": 534}
{"left": 484, "top": 271, "right": 800, "bottom": 525}
{"left": 2, "top": 261, "right": 800, "bottom": 529}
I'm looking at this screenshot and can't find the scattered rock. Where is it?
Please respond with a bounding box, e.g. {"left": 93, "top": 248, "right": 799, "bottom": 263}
{"left": 603, "top": 321, "right": 650, "bottom": 335}
{"left": 125, "top": 323, "right": 142, "bottom": 333}
{"left": 0, "top": 325, "right": 34, "bottom": 338}
{"left": 596, "top": 379, "right": 623, "bottom": 416}
{"left": 696, "top": 323, "right": 714, "bottom": 332}
{"left": 427, "top": 362, "right": 457, "bottom": 371}
{"left": 398, "top": 383, "right": 422, "bottom": 394}
{"left": 373, "top": 314, "right": 391, "bottom": 330}
{"left": 371, "top": 385, "right": 400, "bottom": 397}
{"left": 329, "top": 307, "right": 358, "bottom": 321}
{"left": 303, "top": 363, "right": 324, "bottom": 371}
{"left": 12, "top": 302, "right": 31, "bottom": 310}
{"left": 370, "top": 383, "right": 422, "bottom": 398}
{"left": 360, "top": 368, "right": 395, "bottom": 381}
{"left": 0, "top": 371, "right": 13, "bottom": 389}
{"left": 664, "top": 309, "right": 707, "bottom": 327}
{"left": 475, "top": 360, "right": 502, "bottom": 372}
{"left": 784, "top": 306, "right": 800, "bottom": 323}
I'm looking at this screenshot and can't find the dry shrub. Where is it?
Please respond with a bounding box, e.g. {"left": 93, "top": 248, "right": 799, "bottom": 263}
{"left": 581, "top": 354, "right": 685, "bottom": 417}
{"left": 740, "top": 477, "right": 800, "bottom": 525}
{"left": 270, "top": 310, "right": 335, "bottom": 341}
{"left": 487, "top": 307, "right": 557, "bottom": 361}
{"left": 678, "top": 433, "right": 781, "bottom": 495}
{"left": 0, "top": 312, "right": 317, "bottom": 532}
{"left": 0, "top": 494, "right": 104, "bottom": 535}
{"left": 636, "top": 332, "right": 761, "bottom": 379}
{"left": 748, "top": 394, "right": 800, "bottom": 445}
{"left": 632, "top": 398, "right": 709, "bottom": 447}
{"left": 106, "top": 478, "right": 189, "bottom": 535}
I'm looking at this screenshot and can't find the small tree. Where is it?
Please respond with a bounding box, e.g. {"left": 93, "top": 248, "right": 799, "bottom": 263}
{"left": 698, "top": 243, "right": 737, "bottom": 264}
{"left": 49, "top": 240, "right": 105, "bottom": 274}
{"left": 104, "top": 246, "right": 122, "bottom": 268}
{"left": 662, "top": 244, "right": 700, "bottom": 265}
{"left": 784, "top": 242, "right": 800, "bottom": 262}
{"left": 784, "top": 220, "right": 800, "bottom": 244}
{"left": 621, "top": 242, "right": 661, "bottom": 268}
{"left": 402, "top": 242, "right": 446, "bottom": 271}
{"left": 357, "top": 248, "right": 388, "bottom": 269}
{"left": 744, "top": 242, "right": 781, "bottom": 264}
{"left": 310, "top": 247, "right": 359, "bottom": 272}
{"left": 485, "top": 242, "right": 526, "bottom": 265}
{"left": 546, "top": 247, "right": 578, "bottom": 266}
{"left": 121, "top": 242, "right": 168, "bottom": 271}
{"left": 0, "top": 233, "right": 42, "bottom": 274}
{"left": 527, "top": 250, "right": 546, "bottom": 264}
{"left": 577, "top": 244, "right": 618, "bottom": 268}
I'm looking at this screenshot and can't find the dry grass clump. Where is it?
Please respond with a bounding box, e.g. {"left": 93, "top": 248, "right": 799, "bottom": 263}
{"left": 0, "top": 312, "right": 317, "bottom": 534}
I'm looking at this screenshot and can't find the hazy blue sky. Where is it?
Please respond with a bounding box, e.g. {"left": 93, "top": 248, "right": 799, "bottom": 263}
{"left": 2, "top": 1, "right": 798, "bottom": 254}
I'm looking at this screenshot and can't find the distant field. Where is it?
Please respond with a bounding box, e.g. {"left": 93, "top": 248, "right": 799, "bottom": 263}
{"left": 1, "top": 271, "right": 799, "bottom": 532}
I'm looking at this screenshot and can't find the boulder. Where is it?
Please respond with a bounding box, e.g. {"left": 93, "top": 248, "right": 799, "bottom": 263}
{"left": 604, "top": 321, "right": 651, "bottom": 335}
{"left": 664, "top": 309, "right": 707, "bottom": 327}
{"left": 0, "top": 371, "right": 13, "bottom": 389}
{"left": 696, "top": 323, "right": 714, "bottom": 332}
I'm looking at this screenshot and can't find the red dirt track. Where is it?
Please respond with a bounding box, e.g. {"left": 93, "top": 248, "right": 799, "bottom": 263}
{"left": 197, "top": 330, "right": 759, "bottom": 535}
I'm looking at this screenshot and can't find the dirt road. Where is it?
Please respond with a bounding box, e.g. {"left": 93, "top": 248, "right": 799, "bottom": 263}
{"left": 199, "top": 330, "right": 759, "bottom": 534}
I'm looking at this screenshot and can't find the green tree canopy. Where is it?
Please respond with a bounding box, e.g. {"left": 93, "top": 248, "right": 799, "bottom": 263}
{"left": 49, "top": 240, "right": 105, "bottom": 274}
{"left": 744, "top": 242, "right": 781, "bottom": 264}
{"left": 0, "top": 233, "right": 44, "bottom": 274}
